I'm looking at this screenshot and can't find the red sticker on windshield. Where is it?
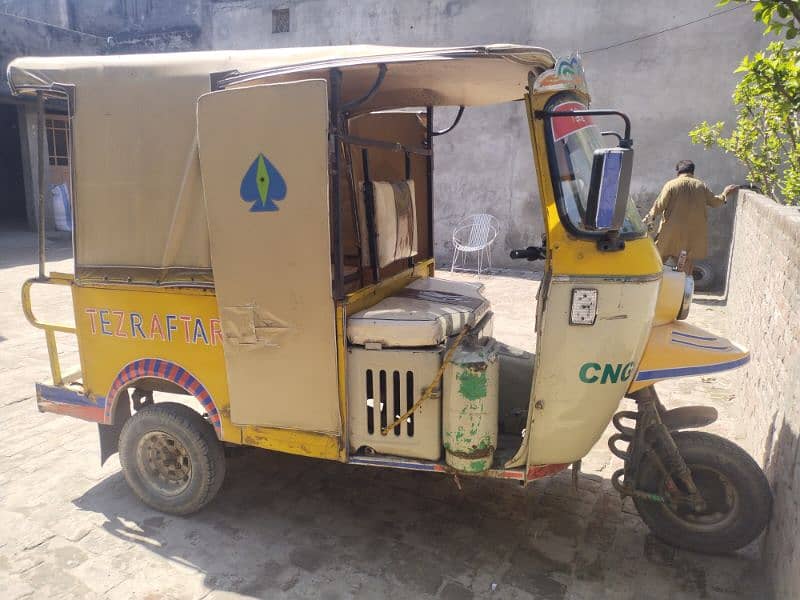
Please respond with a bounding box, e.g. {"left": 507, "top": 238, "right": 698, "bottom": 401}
{"left": 551, "top": 101, "right": 594, "bottom": 141}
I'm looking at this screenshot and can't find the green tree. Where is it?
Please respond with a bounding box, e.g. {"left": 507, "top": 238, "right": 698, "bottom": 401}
{"left": 719, "top": 0, "right": 800, "bottom": 39}
{"left": 690, "top": 1, "right": 800, "bottom": 204}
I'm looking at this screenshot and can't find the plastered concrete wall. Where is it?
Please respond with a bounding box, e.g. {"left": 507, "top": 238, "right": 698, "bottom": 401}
{"left": 0, "top": 9, "right": 105, "bottom": 230}
{"left": 208, "top": 0, "right": 763, "bottom": 271}
{"left": 68, "top": 0, "right": 202, "bottom": 36}
{"left": 0, "top": 1, "right": 765, "bottom": 270}
{"left": 724, "top": 191, "right": 800, "bottom": 600}
{"left": 0, "top": 10, "right": 105, "bottom": 94}
{"left": 0, "top": 0, "right": 70, "bottom": 29}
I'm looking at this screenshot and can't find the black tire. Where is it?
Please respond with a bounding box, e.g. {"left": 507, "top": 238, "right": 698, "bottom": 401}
{"left": 119, "top": 402, "right": 226, "bottom": 515}
{"left": 634, "top": 431, "right": 771, "bottom": 554}
{"left": 692, "top": 262, "right": 715, "bottom": 291}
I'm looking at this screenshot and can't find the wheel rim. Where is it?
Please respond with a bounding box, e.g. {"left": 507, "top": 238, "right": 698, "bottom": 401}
{"left": 661, "top": 465, "right": 738, "bottom": 532}
{"left": 136, "top": 431, "right": 192, "bottom": 496}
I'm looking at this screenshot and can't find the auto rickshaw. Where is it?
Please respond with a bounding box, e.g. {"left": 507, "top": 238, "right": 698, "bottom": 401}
{"left": 10, "top": 45, "right": 771, "bottom": 554}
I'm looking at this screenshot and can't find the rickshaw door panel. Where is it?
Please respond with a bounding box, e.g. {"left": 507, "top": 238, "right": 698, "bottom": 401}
{"left": 196, "top": 80, "right": 341, "bottom": 434}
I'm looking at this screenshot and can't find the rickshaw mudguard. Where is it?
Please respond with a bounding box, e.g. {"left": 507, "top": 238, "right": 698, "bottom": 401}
{"left": 628, "top": 321, "right": 750, "bottom": 393}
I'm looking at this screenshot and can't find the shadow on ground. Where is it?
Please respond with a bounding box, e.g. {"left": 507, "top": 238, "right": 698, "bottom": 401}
{"left": 73, "top": 448, "right": 763, "bottom": 599}
{"left": 440, "top": 266, "right": 544, "bottom": 283}
{"left": 0, "top": 224, "right": 73, "bottom": 269}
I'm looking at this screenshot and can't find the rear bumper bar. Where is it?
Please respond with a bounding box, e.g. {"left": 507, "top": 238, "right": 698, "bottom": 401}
{"left": 36, "top": 383, "right": 105, "bottom": 423}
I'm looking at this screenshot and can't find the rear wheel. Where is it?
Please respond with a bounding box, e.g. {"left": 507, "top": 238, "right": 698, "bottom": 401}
{"left": 692, "top": 262, "right": 715, "bottom": 291}
{"left": 634, "top": 431, "right": 771, "bottom": 554}
{"left": 119, "top": 402, "right": 226, "bottom": 515}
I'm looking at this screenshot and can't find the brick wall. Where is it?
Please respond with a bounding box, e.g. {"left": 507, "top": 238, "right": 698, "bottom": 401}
{"left": 725, "top": 190, "right": 800, "bottom": 599}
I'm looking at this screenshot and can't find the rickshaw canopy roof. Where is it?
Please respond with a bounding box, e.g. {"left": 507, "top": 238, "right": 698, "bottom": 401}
{"left": 9, "top": 44, "right": 555, "bottom": 107}
{"left": 7, "top": 45, "right": 555, "bottom": 277}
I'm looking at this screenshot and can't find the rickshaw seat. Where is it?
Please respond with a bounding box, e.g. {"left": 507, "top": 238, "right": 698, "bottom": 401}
{"left": 347, "top": 277, "right": 489, "bottom": 348}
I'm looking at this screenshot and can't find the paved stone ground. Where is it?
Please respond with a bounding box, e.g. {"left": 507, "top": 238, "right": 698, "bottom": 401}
{"left": 0, "top": 225, "right": 767, "bottom": 599}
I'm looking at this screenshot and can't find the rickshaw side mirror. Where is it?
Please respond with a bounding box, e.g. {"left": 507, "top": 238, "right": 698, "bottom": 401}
{"left": 585, "top": 147, "right": 633, "bottom": 232}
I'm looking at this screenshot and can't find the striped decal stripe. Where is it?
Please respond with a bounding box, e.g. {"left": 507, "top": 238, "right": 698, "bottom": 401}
{"left": 670, "top": 337, "right": 733, "bottom": 351}
{"left": 672, "top": 330, "right": 717, "bottom": 341}
{"left": 635, "top": 355, "right": 750, "bottom": 382}
{"left": 105, "top": 359, "right": 222, "bottom": 436}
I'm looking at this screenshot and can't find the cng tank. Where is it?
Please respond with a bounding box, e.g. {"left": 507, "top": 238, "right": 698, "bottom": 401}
{"left": 443, "top": 343, "right": 499, "bottom": 473}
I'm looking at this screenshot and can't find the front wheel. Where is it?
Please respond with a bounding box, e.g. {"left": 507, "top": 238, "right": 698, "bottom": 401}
{"left": 634, "top": 431, "right": 771, "bottom": 554}
{"left": 119, "top": 402, "right": 226, "bottom": 515}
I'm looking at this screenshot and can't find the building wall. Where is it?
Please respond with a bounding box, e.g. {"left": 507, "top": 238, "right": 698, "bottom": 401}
{"left": 0, "top": 1, "right": 766, "bottom": 269}
{"left": 0, "top": 9, "right": 105, "bottom": 95}
{"left": 0, "top": 0, "right": 70, "bottom": 29}
{"left": 0, "top": 1, "right": 197, "bottom": 230}
{"left": 0, "top": 103, "right": 26, "bottom": 223}
{"left": 0, "top": 8, "right": 105, "bottom": 229}
{"left": 68, "top": 0, "right": 203, "bottom": 35}
{"left": 724, "top": 190, "right": 800, "bottom": 600}
{"left": 208, "top": 0, "right": 763, "bottom": 272}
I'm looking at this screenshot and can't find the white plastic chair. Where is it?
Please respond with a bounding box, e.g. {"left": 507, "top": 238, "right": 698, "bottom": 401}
{"left": 450, "top": 214, "right": 499, "bottom": 274}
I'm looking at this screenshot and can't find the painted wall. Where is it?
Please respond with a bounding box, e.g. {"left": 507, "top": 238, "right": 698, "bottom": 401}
{"left": 207, "top": 0, "right": 765, "bottom": 274}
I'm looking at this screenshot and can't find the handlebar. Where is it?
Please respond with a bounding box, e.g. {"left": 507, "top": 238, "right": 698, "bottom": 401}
{"left": 510, "top": 247, "right": 546, "bottom": 261}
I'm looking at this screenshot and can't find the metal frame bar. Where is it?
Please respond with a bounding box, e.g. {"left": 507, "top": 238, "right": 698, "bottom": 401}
{"left": 338, "top": 134, "right": 431, "bottom": 157}
{"left": 404, "top": 151, "right": 414, "bottom": 269}
{"left": 36, "top": 94, "right": 47, "bottom": 278}
{"left": 21, "top": 273, "right": 79, "bottom": 386}
{"left": 360, "top": 149, "right": 380, "bottom": 283}
{"left": 535, "top": 108, "right": 632, "bottom": 147}
{"left": 425, "top": 106, "right": 434, "bottom": 258}
{"left": 29, "top": 85, "right": 78, "bottom": 278}
{"left": 329, "top": 69, "right": 345, "bottom": 301}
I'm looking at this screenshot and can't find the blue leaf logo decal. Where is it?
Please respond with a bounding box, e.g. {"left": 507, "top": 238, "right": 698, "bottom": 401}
{"left": 240, "top": 153, "right": 287, "bottom": 212}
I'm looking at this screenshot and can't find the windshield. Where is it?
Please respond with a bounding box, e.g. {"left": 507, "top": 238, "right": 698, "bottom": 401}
{"left": 547, "top": 98, "right": 646, "bottom": 237}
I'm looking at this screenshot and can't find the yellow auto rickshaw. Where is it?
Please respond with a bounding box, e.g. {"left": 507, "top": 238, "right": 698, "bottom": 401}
{"left": 11, "top": 44, "right": 771, "bottom": 553}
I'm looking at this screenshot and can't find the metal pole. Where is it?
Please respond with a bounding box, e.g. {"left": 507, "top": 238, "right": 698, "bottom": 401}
{"left": 425, "top": 106, "right": 434, "bottom": 259}
{"left": 329, "top": 69, "right": 344, "bottom": 300}
{"left": 36, "top": 94, "right": 47, "bottom": 279}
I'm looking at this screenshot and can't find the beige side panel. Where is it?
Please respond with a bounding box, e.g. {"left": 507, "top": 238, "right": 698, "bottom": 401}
{"left": 348, "top": 346, "right": 442, "bottom": 460}
{"left": 197, "top": 80, "right": 340, "bottom": 433}
{"left": 527, "top": 279, "right": 660, "bottom": 464}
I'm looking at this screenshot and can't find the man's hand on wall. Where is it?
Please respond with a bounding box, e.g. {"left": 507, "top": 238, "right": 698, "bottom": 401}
{"left": 723, "top": 184, "right": 739, "bottom": 198}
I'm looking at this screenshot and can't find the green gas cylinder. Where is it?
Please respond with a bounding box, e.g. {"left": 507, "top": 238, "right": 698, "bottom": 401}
{"left": 443, "top": 343, "right": 499, "bottom": 473}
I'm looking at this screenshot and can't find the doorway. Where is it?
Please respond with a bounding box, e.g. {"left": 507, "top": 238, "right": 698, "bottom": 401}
{"left": 0, "top": 103, "right": 27, "bottom": 228}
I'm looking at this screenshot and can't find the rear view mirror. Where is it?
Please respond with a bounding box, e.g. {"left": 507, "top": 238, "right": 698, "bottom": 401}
{"left": 585, "top": 147, "right": 633, "bottom": 231}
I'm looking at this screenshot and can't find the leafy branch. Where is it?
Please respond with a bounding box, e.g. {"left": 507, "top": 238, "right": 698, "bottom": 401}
{"left": 719, "top": 0, "right": 800, "bottom": 39}
{"left": 691, "top": 2, "right": 800, "bottom": 204}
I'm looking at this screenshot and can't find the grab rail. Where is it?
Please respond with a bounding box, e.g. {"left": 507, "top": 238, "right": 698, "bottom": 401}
{"left": 21, "top": 273, "right": 80, "bottom": 386}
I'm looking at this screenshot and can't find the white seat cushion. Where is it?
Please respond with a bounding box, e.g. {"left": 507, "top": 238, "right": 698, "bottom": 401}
{"left": 347, "top": 278, "right": 490, "bottom": 348}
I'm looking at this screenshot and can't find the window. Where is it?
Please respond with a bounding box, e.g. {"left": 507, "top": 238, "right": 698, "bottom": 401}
{"left": 46, "top": 117, "right": 70, "bottom": 167}
{"left": 120, "top": 0, "right": 153, "bottom": 21}
{"left": 272, "top": 8, "right": 290, "bottom": 33}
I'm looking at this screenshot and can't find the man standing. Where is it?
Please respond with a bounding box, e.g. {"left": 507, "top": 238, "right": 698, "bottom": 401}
{"left": 645, "top": 160, "right": 738, "bottom": 275}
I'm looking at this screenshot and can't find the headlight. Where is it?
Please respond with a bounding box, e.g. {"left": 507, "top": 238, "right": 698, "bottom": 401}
{"left": 677, "top": 274, "right": 694, "bottom": 320}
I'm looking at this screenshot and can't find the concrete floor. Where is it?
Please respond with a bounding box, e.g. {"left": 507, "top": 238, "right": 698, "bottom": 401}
{"left": 0, "top": 226, "right": 766, "bottom": 599}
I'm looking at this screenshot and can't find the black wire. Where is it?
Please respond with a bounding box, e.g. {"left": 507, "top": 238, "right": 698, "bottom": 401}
{"left": 581, "top": 4, "right": 749, "bottom": 55}
{"left": 0, "top": 10, "right": 106, "bottom": 40}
